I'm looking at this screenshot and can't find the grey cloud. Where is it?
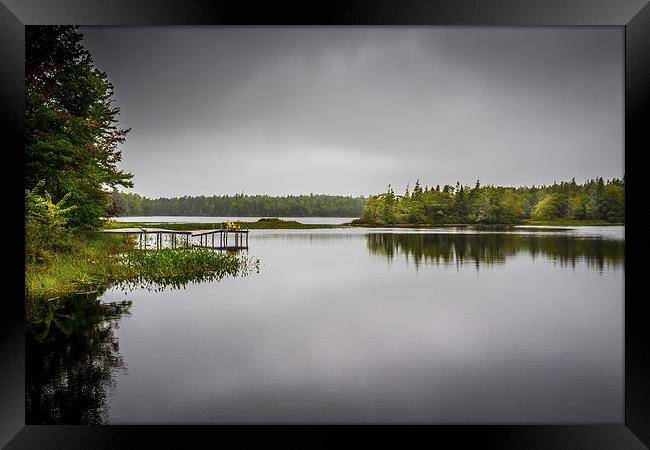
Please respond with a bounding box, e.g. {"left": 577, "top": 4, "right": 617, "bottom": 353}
{"left": 80, "top": 26, "right": 623, "bottom": 197}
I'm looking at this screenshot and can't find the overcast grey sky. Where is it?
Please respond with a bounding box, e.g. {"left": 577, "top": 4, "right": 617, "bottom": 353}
{"left": 80, "top": 26, "right": 623, "bottom": 198}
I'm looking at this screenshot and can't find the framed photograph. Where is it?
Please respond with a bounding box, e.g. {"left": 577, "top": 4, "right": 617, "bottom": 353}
{"left": 3, "top": 0, "right": 648, "bottom": 448}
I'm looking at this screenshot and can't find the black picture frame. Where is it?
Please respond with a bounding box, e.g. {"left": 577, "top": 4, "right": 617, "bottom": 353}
{"left": 2, "top": 0, "right": 648, "bottom": 448}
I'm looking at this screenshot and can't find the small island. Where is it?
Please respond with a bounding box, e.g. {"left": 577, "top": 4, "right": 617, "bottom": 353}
{"left": 352, "top": 178, "right": 623, "bottom": 227}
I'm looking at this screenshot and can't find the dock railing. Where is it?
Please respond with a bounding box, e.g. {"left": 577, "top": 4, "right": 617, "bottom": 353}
{"left": 100, "top": 227, "right": 249, "bottom": 251}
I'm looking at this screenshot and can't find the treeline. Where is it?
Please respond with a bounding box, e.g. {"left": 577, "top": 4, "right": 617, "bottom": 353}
{"left": 113, "top": 192, "right": 367, "bottom": 217}
{"left": 356, "top": 177, "right": 624, "bottom": 225}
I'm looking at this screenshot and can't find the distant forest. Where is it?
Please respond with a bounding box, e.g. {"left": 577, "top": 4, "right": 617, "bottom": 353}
{"left": 111, "top": 177, "right": 625, "bottom": 221}
{"left": 357, "top": 177, "right": 624, "bottom": 225}
{"left": 112, "top": 176, "right": 624, "bottom": 223}
{"left": 112, "top": 192, "right": 367, "bottom": 217}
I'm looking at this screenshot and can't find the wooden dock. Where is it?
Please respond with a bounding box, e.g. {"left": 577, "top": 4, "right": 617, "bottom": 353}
{"left": 192, "top": 229, "right": 249, "bottom": 250}
{"left": 101, "top": 227, "right": 249, "bottom": 251}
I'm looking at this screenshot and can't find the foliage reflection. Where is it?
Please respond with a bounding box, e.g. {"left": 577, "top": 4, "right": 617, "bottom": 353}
{"left": 366, "top": 232, "right": 624, "bottom": 271}
{"left": 26, "top": 290, "right": 130, "bottom": 424}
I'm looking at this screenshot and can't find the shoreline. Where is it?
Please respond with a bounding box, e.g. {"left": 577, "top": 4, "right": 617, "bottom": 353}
{"left": 25, "top": 232, "right": 257, "bottom": 301}
{"left": 104, "top": 217, "right": 624, "bottom": 231}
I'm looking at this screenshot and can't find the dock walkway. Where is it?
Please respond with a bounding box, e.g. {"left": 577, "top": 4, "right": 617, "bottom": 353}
{"left": 101, "top": 227, "right": 249, "bottom": 250}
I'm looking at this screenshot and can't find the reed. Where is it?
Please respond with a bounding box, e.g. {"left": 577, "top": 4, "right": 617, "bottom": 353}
{"left": 25, "top": 232, "right": 259, "bottom": 300}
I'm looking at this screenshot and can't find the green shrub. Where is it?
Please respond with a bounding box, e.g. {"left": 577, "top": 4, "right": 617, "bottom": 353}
{"left": 25, "top": 182, "right": 77, "bottom": 261}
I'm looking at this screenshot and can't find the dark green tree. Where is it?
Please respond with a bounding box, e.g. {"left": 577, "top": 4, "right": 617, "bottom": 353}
{"left": 357, "top": 176, "right": 623, "bottom": 226}
{"left": 601, "top": 183, "right": 625, "bottom": 222}
{"left": 452, "top": 184, "right": 469, "bottom": 220}
{"left": 26, "top": 26, "right": 133, "bottom": 228}
{"left": 586, "top": 177, "right": 605, "bottom": 219}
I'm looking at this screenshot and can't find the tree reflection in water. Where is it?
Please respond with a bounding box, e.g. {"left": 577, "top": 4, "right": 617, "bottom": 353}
{"left": 25, "top": 257, "right": 258, "bottom": 424}
{"left": 26, "top": 290, "right": 131, "bottom": 424}
{"left": 366, "top": 232, "right": 624, "bottom": 271}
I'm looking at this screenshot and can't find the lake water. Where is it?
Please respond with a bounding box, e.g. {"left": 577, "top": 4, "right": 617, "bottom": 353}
{"left": 113, "top": 216, "right": 356, "bottom": 225}
{"left": 26, "top": 225, "right": 624, "bottom": 424}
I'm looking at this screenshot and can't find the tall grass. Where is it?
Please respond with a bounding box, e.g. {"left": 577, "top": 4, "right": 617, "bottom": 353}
{"left": 102, "top": 218, "right": 341, "bottom": 230}
{"left": 118, "top": 248, "right": 259, "bottom": 288}
{"left": 25, "top": 232, "right": 259, "bottom": 300}
{"left": 520, "top": 218, "right": 624, "bottom": 226}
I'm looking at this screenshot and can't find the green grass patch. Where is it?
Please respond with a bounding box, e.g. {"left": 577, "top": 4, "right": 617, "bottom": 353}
{"left": 103, "top": 217, "right": 341, "bottom": 230}
{"left": 348, "top": 220, "right": 517, "bottom": 228}
{"left": 26, "top": 232, "right": 132, "bottom": 299}
{"left": 520, "top": 219, "right": 624, "bottom": 226}
{"left": 350, "top": 218, "right": 624, "bottom": 227}
{"left": 119, "top": 247, "right": 258, "bottom": 288}
{"left": 25, "top": 231, "right": 259, "bottom": 300}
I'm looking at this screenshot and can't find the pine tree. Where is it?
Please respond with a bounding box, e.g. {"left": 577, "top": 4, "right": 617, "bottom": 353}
{"left": 25, "top": 26, "right": 133, "bottom": 228}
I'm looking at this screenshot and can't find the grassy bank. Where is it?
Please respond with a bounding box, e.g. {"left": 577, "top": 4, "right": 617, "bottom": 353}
{"left": 349, "top": 222, "right": 488, "bottom": 228}
{"left": 519, "top": 219, "right": 624, "bottom": 226}
{"left": 105, "top": 217, "right": 624, "bottom": 230}
{"left": 104, "top": 217, "right": 342, "bottom": 230}
{"left": 25, "top": 231, "right": 258, "bottom": 300}
{"left": 350, "top": 219, "right": 624, "bottom": 227}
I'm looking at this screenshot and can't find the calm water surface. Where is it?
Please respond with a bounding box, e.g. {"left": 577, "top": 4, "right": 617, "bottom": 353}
{"left": 113, "top": 215, "right": 356, "bottom": 224}
{"left": 26, "top": 225, "right": 624, "bottom": 424}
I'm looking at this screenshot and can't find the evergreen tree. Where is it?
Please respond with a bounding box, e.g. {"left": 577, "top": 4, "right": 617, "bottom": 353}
{"left": 413, "top": 179, "right": 423, "bottom": 197}
{"left": 356, "top": 176, "right": 624, "bottom": 225}
{"left": 26, "top": 26, "right": 133, "bottom": 228}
